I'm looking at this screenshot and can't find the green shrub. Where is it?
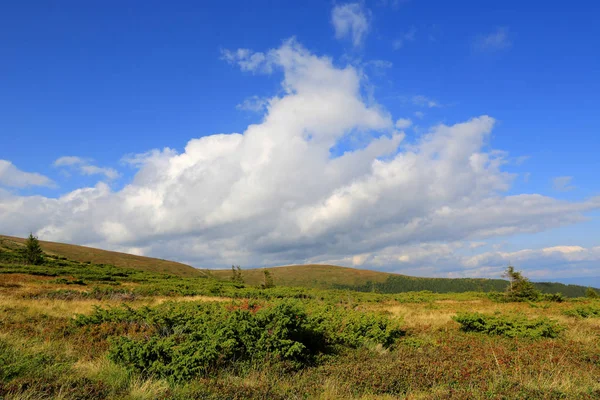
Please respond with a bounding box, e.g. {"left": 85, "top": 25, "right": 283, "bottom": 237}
{"left": 586, "top": 287, "right": 599, "bottom": 299}
{"left": 541, "top": 292, "right": 565, "bottom": 302}
{"left": 74, "top": 300, "right": 404, "bottom": 382}
{"left": 309, "top": 305, "right": 404, "bottom": 348}
{"left": 453, "top": 312, "right": 564, "bottom": 339}
{"left": 563, "top": 304, "right": 600, "bottom": 318}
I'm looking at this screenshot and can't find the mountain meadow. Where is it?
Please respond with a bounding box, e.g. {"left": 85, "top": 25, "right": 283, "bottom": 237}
{"left": 1, "top": 235, "right": 600, "bottom": 399}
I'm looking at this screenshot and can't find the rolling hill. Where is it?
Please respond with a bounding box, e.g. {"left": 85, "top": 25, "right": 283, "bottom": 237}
{"left": 0, "top": 234, "right": 205, "bottom": 278}
{"left": 210, "top": 264, "right": 391, "bottom": 288}
{"left": 1, "top": 234, "right": 594, "bottom": 296}
{"left": 211, "top": 264, "right": 595, "bottom": 297}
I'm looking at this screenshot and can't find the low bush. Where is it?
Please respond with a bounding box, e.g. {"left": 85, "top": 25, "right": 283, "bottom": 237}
{"left": 74, "top": 300, "right": 404, "bottom": 382}
{"left": 32, "top": 286, "right": 137, "bottom": 301}
{"left": 563, "top": 304, "right": 600, "bottom": 318}
{"left": 453, "top": 312, "right": 564, "bottom": 339}
{"left": 540, "top": 292, "right": 565, "bottom": 302}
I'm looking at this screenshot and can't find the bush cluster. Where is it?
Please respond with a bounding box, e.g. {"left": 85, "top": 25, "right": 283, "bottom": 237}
{"left": 563, "top": 304, "right": 600, "bottom": 318}
{"left": 453, "top": 312, "right": 565, "bottom": 339}
{"left": 74, "top": 300, "right": 404, "bottom": 382}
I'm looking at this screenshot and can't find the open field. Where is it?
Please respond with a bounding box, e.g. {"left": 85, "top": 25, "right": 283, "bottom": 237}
{"left": 2, "top": 238, "right": 600, "bottom": 399}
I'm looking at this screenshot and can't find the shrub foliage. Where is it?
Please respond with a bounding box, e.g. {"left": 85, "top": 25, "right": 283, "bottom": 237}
{"left": 24, "top": 233, "right": 44, "bottom": 265}
{"left": 453, "top": 312, "right": 565, "bottom": 339}
{"left": 563, "top": 304, "right": 600, "bottom": 318}
{"left": 74, "top": 300, "right": 404, "bottom": 382}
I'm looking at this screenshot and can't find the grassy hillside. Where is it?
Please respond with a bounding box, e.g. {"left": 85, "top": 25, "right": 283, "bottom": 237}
{"left": 211, "top": 264, "right": 391, "bottom": 288}
{"left": 212, "top": 264, "right": 594, "bottom": 297}
{"left": 2, "top": 251, "right": 600, "bottom": 398}
{"left": 2, "top": 235, "right": 592, "bottom": 296}
{"left": 0, "top": 235, "right": 205, "bottom": 278}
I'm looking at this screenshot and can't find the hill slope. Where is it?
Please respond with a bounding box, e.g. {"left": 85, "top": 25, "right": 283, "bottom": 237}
{"left": 211, "top": 264, "right": 594, "bottom": 297}
{"left": 0, "top": 234, "right": 205, "bottom": 277}
{"left": 211, "top": 264, "right": 391, "bottom": 288}
{"left": 1, "top": 235, "right": 593, "bottom": 296}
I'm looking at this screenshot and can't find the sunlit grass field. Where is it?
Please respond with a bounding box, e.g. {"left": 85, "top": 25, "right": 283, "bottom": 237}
{"left": 1, "top": 237, "right": 600, "bottom": 399}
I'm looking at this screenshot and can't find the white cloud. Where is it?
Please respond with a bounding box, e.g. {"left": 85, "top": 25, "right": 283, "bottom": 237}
{"left": 236, "top": 96, "right": 269, "bottom": 112}
{"left": 553, "top": 176, "right": 575, "bottom": 192}
{"left": 474, "top": 27, "right": 511, "bottom": 51}
{"left": 54, "top": 156, "right": 85, "bottom": 167}
{"left": 221, "top": 48, "right": 273, "bottom": 73}
{"left": 0, "top": 160, "right": 55, "bottom": 188}
{"left": 315, "top": 241, "right": 600, "bottom": 281}
{"left": 331, "top": 3, "right": 371, "bottom": 48}
{"left": 80, "top": 165, "right": 120, "bottom": 180}
{"left": 1, "top": 39, "right": 598, "bottom": 274}
{"left": 54, "top": 156, "right": 119, "bottom": 180}
{"left": 414, "top": 111, "right": 425, "bottom": 118}
{"left": 392, "top": 27, "right": 416, "bottom": 50}
{"left": 395, "top": 118, "right": 412, "bottom": 129}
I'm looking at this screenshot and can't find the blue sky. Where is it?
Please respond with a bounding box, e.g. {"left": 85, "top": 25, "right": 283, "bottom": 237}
{"left": 1, "top": 1, "right": 599, "bottom": 284}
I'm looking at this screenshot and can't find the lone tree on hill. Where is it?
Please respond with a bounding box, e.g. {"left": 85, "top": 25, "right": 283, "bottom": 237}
{"left": 502, "top": 266, "right": 540, "bottom": 301}
{"left": 586, "top": 287, "right": 599, "bottom": 299}
{"left": 230, "top": 265, "right": 244, "bottom": 284}
{"left": 261, "top": 269, "right": 274, "bottom": 289}
{"left": 24, "top": 233, "right": 44, "bottom": 265}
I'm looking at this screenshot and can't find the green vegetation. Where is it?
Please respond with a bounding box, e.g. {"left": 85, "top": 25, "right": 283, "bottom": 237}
{"left": 0, "top": 234, "right": 205, "bottom": 277}
{"left": 1, "top": 235, "right": 600, "bottom": 398}
{"left": 453, "top": 312, "right": 565, "bottom": 339}
{"left": 586, "top": 287, "right": 599, "bottom": 298}
{"left": 563, "top": 304, "right": 600, "bottom": 318}
{"left": 212, "top": 263, "right": 594, "bottom": 298}
{"left": 24, "top": 233, "right": 44, "bottom": 265}
{"left": 230, "top": 265, "right": 244, "bottom": 285}
{"left": 261, "top": 269, "right": 275, "bottom": 289}
{"left": 502, "top": 265, "right": 541, "bottom": 301}
{"left": 74, "top": 300, "right": 402, "bottom": 383}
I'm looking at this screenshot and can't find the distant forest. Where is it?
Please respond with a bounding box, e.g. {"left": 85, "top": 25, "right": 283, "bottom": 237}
{"left": 334, "top": 275, "right": 593, "bottom": 298}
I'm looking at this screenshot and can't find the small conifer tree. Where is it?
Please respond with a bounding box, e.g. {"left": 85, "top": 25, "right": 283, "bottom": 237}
{"left": 261, "top": 269, "right": 274, "bottom": 289}
{"left": 502, "top": 266, "right": 539, "bottom": 301}
{"left": 24, "top": 233, "right": 44, "bottom": 265}
{"left": 585, "top": 287, "right": 599, "bottom": 299}
{"left": 230, "top": 265, "right": 244, "bottom": 284}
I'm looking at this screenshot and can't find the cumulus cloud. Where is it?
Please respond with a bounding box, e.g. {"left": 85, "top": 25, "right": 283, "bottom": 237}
{"left": 54, "top": 156, "right": 119, "bottom": 180}
{"left": 315, "top": 241, "right": 600, "bottom": 281}
{"left": 0, "top": 160, "right": 54, "bottom": 188}
{"left": 331, "top": 3, "right": 371, "bottom": 48}
{"left": 474, "top": 27, "right": 511, "bottom": 51}
{"left": 1, "top": 39, "right": 598, "bottom": 273}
